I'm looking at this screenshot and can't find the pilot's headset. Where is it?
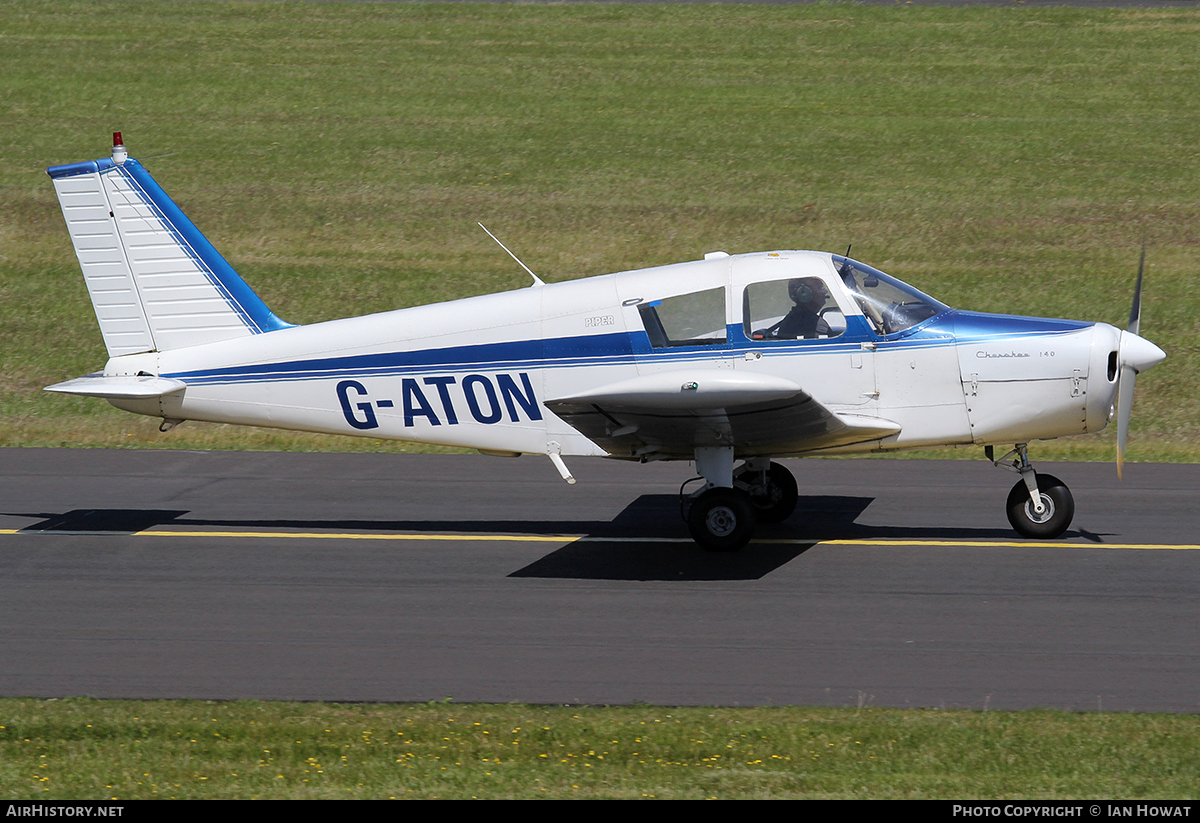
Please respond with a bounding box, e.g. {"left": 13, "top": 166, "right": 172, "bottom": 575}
{"left": 788, "top": 278, "right": 819, "bottom": 306}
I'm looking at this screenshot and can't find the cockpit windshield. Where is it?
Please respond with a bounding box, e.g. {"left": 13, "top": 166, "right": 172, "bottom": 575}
{"left": 832, "top": 255, "right": 949, "bottom": 336}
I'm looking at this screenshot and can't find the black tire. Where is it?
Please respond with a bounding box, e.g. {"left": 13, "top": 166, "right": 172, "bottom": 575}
{"left": 687, "top": 487, "right": 757, "bottom": 552}
{"left": 1006, "top": 474, "right": 1074, "bottom": 539}
{"left": 735, "top": 462, "right": 799, "bottom": 524}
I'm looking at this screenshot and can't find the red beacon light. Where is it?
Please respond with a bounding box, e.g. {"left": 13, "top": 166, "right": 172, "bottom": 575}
{"left": 111, "top": 132, "right": 127, "bottom": 164}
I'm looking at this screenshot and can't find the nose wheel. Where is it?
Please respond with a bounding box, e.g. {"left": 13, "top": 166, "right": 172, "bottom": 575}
{"left": 990, "top": 445, "right": 1075, "bottom": 539}
{"left": 1006, "top": 474, "right": 1074, "bottom": 539}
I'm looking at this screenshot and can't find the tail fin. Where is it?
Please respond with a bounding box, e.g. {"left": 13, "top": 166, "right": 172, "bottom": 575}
{"left": 47, "top": 134, "right": 292, "bottom": 357}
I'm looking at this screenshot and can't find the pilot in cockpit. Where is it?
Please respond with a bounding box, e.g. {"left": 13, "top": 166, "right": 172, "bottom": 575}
{"left": 764, "top": 277, "right": 832, "bottom": 339}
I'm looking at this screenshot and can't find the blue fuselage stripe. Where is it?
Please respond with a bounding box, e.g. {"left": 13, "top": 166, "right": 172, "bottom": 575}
{"left": 165, "top": 328, "right": 970, "bottom": 386}
{"left": 161, "top": 305, "right": 1095, "bottom": 387}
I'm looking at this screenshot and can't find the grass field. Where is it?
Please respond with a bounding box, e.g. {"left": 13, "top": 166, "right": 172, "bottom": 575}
{"left": 4, "top": 3, "right": 1200, "bottom": 800}
{"left": 2, "top": 698, "right": 1198, "bottom": 799}
{"left": 2, "top": 1, "right": 1198, "bottom": 460}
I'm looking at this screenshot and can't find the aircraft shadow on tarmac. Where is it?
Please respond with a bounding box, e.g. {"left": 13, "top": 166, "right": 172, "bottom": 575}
{"left": 8, "top": 494, "right": 1106, "bottom": 582}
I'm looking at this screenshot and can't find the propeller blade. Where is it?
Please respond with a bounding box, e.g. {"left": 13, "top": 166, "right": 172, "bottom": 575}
{"left": 1116, "top": 363, "right": 1136, "bottom": 480}
{"left": 1128, "top": 241, "right": 1145, "bottom": 335}
{"left": 1113, "top": 332, "right": 1165, "bottom": 480}
{"left": 1114, "top": 242, "right": 1161, "bottom": 480}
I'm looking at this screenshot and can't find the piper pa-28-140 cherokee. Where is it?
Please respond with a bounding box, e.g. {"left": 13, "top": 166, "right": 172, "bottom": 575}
{"left": 44, "top": 135, "right": 1166, "bottom": 550}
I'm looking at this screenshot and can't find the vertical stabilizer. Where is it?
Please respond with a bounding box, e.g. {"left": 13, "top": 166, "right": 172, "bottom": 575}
{"left": 47, "top": 135, "right": 291, "bottom": 356}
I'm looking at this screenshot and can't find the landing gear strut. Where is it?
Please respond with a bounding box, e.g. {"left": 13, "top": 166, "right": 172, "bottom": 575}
{"left": 989, "top": 444, "right": 1075, "bottom": 539}
{"left": 683, "top": 450, "right": 798, "bottom": 551}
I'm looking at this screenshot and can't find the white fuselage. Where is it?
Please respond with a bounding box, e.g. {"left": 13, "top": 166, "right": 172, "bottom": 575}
{"left": 100, "top": 251, "right": 1122, "bottom": 459}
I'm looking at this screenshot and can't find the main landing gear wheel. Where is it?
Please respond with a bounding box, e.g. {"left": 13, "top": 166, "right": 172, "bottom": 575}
{"left": 1006, "top": 474, "right": 1075, "bottom": 539}
{"left": 687, "top": 487, "right": 757, "bottom": 552}
{"left": 736, "top": 462, "right": 799, "bottom": 524}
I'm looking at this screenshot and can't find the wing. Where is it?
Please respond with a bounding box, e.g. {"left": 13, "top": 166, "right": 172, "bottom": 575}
{"left": 544, "top": 369, "right": 900, "bottom": 459}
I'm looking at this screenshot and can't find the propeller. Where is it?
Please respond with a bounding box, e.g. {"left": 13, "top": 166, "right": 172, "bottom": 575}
{"left": 1114, "top": 243, "right": 1166, "bottom": 478}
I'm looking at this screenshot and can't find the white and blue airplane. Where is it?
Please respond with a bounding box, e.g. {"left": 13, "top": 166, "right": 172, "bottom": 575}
{"left": 45, "top": 135, "right": 1166, "bottom": 550}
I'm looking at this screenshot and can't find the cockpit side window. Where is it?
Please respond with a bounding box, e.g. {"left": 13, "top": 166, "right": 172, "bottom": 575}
{"left": 832, "top": 256, "right": 947, "bottom": 336}
{"left": 743, "top": 277, "right": 845, "bottom": 341}
{"left": 638, "top": 287, "right": 727, "bottom": 348}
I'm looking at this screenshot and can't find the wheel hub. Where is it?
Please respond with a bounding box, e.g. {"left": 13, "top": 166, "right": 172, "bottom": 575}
{"left": 751, "top": 482, "right": 782, "bottom": 508}
{"left": 705, "top": 506, "right": 738, "bottom": 537}
{"left": 1024, "top": 494, "right": 1056, "bottom": 524}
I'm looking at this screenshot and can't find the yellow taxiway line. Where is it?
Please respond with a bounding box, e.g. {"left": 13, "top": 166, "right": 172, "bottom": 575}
{"left": 3, "top": 527, "right": 1199, "bottom": 550}
{"left": 791, "top": 538, "right": 1200, "bottom": 550}
{"left": 140, "top": 530, "right": 578, "bottom": 542}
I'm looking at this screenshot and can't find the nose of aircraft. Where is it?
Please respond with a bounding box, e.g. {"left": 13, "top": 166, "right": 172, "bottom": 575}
{"left": 1119, "top": 330, "right": 1166, "bottom": 374}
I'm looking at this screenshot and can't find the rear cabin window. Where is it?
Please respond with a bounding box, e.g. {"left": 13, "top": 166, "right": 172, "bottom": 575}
{"left": 638, "top": 287, "right": 727, "bottom": 348}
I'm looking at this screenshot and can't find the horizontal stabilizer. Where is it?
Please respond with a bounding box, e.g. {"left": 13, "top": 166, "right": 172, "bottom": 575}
{"left": 44, "top": 373, "right": 187, "bottom": 399}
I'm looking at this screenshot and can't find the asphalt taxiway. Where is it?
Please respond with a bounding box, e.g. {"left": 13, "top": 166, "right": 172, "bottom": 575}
{"left": 1, "top": 447, "right": 1197, "bottom": 711}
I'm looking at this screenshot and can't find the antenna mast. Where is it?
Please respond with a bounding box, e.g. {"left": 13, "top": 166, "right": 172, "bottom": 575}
{"left": 478, "top": 223, "right": 545, "bottom": 287}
